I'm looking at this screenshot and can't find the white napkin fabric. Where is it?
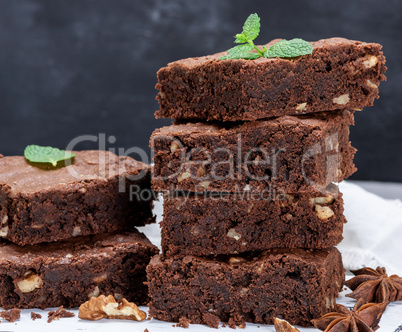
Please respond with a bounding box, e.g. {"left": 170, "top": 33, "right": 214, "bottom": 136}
{"left": 339, "top": 181, "right": 402, "bottom": 275}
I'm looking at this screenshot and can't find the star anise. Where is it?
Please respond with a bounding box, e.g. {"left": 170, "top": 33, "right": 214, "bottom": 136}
{"left": 345, "top": 266, "right": 402, "bottom": 303}
{"left": 311, "top": 299, "right": 388, "bottom": 332}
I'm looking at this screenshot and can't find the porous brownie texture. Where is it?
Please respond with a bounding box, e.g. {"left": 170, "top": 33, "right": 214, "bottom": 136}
{"left": 0, "top": 230, "right": 158, "bottom": 309}
{"left": 162, "top": 184, "right": 345, "bottom": 256}
{"left": 0, "top": 150, "right": 155, "bottom": 245}
{"left": 155, "top": 38, "right": 386, "bottom": 122}
{"left": 151, "top": 111, "right": 356, "bottom": 193}
{"left": 147, "top": 247, "right": 344, "bottom": 327}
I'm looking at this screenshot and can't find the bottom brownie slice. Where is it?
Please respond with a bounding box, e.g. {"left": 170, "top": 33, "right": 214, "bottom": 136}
{"left": 147, "top": 247, "right": 344, "bottom": 327}
{"left": 0, "top": 230, "right": 158, "bottom": 309}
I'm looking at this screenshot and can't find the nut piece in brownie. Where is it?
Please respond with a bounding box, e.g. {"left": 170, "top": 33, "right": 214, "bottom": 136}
{"left": 147, "top": 247, "right": 344, "bottom": 327}
{"left": 155, "top": 37, "right": 386, "bottom": 122}
{"left": 0, "top": 230, "right": 158, "bottom": 309}
{"left": 151, "top": 111, "right": 356, "bottom": 193}
{"left": 162, "top": 184, "right": 345, "bottom": 256}
{"left": 0, "top": 150, "right": 155, "bottom": 245}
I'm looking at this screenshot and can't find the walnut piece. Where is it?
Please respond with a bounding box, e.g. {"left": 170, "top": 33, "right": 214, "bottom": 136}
{"left": 17, "top": 272, "right": 43, "bottom": 293}
{"left": 78, "top": 295, "right": 146, "bottom": 321}
{"left": 197, "top": 180, "right": 211, "bottom": 190}
{"left": 72, "top": 226, "right": 81, "bottom": 237}
{"left": 170, "top": 141, "right": 180, "bottom": 153}
{"left": 0, "top": 225, "right": 8, "bottom": 237}
{"left": 295, "top": 102, "right": 307, "bottom": 112}
{"left": 273, "top": 317, "right": 300, "bottom": 332}
{"left": 366, "top": 79, "right": 378, "bottom": 89}
{"left": 177, "top": 171, "right": 191, "bottom": 182}
{"left": 309, "top": 196, "right": 334, "bottom": 205}
{"left": 315, "top": 205, "right": 334, "bottom": 220}
{"left": 88, "top": 286, "right": 100, "bottom": 299}
{"left": 93, "top": 273, "right": 108, "bottom": 284}
{"left": 227, "top": 228, "right": 241, "bottom": 241}
{"left": 332, "top": 93, "right": 350, "bottom": 105}
{"left": 362, "top": 55, "right": 378, "bottom": 68}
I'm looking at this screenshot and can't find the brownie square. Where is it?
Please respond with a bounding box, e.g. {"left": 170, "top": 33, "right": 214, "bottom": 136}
{"left": 162, "top": 184, "right": 345, "bottom": 256}
{"left": 155, "top": 38, "right": 386, "bottom": 122}
{"left": 0, "top": 150, "right": 155, "bottom": 245}
{"left": 0, "top": 230, "right": 158, "bottom": 309}
{"left": 147, "top": 247, "right": 344, "bottom": 327}
{"left": 151, "top": 111, "right": 356, "bottom": 193}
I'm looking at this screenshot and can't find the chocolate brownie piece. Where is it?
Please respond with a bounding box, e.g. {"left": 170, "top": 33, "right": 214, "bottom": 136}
{"left": 0, "top": 230, "right": 158, "bottom": 309}
{"left": 151, "top": 111, "right": 356, "bottom": 193}
{"left": 147, "top": 247, "right": 344, "bottom": 327}
{"left": 0, "top": 150, "right": 155, "bottom": 245}
{"left": 162, "top": 184, "right": 345, "bottom": 256}
{"left": 155, "top": 38, "right": 386, "bottom": 122}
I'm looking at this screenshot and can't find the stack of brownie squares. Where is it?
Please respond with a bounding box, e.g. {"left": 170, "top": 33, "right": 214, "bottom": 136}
{"left": 0, "top": 150, "right": 158, "bottom": 309}
{"left": 147, "top": 38, "right": 386, "bottom": 327}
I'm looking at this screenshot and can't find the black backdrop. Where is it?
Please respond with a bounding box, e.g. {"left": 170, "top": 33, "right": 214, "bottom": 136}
{"left": 0, "top": 0, "right": 401, "bottom": 182}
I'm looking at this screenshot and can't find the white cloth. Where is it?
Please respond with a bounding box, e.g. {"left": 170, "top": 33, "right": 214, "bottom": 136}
{"left": 339, "top": 181, "right": 402, "bottom": 276}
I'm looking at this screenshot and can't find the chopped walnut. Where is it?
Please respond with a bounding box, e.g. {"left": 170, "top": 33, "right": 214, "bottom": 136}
{"left": 309, "top": 196, "right": 334, "bottom": 205}
{"left": 315, "top": 205, "right": 334, "bottom": 219}
{"left": 273, "top": 317, "right": 300, "bottom": 332}
{"left": 332, "top": 94, "right": 350, "bottom": 105}
{"left": 366, "top": 79, "right": 378, "bottom": 89}
{"left": 197, "top": 181, "right": 211, "bottom": 190}
{"left": 177, "top": 171, "right": 191, "bottom": 182}
{"left": 362, "top": 54, "right": 378, "bottom": 68}
{"left": 72, "top": 226, "right": 81, "bottom": 237}
{"left": 295, "top": 102, "right": 307, "bottom": 112}
{"left": 16, "top": 272, "right": 43, "bottom": 293}
{"left": 170, "top": 141, "right": 180, "bottom": 153}
{"left": 78, "top": 295, "right": 146, "bottom": 321}
{"left": 93, "top": 273, "right": 108, "bottom": 284}
{"left": 227, "top": 228, "right": 241, "bottom": 241}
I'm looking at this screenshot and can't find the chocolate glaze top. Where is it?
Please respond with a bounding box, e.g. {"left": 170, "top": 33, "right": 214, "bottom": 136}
{"left": 152, "top": 247, "right": 337, "bottom": 267}
{"left": 167, "top": 38, "right": 380, "bottom": 68}
{"left": 0, "top": 231, "right": 156, "bottom": 264}
{"left": 154, "top": 111, "right": 354, "bottom": 137}
{"left": 0, "top": 150, "right": 150, "bottom": 194}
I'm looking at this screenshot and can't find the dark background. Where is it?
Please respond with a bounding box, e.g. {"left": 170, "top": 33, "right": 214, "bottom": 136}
{"left": 0, "top": 0, "right": 401, "bottom": 182}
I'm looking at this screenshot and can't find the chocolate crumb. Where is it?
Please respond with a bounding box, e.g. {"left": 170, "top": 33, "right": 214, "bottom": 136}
{"left": 0, "top": 308, "right": 21, "bottom": 322}
{"left": 47, "top": 306, "right": 75, "bottom": 323}
{"left": 31, "top": 312, "right": 42, "bottom": 320}
{"left": 178, "top": 317, "right": 190, "bottom": 328}
{"left": 228, "top": 316, "right": 246, "bottom": 329}
{"left": 144, "top": 329, "right": 149, "bottom": 332}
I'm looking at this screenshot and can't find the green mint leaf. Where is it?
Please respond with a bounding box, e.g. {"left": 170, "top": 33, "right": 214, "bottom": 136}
{"left": 24, "top": 145, "right": 76, "bottom": 167}
{"left": 219, "top": 44, "right": 260, "bottom": 60}
{"left": 235, "top": 33, "right": 248, "bottom": 44}
{"left": 241, "top": 13, "right": 260, "bottom": 41}
{"left": 264, "top": 38, "right": 313, "bottom": 58}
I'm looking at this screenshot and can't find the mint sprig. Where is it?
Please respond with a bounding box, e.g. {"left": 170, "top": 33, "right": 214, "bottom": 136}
{"left": 264, "top": 38, "right": 313, "bottom": 58}
{"left": 219, "top": 14, "right": 313, "bottom": 61}
{"left": 219, "top": 14, "right": 266, "bottom": 60}
{"left": 24, "top": 145, "right": 76, "bottom": 167}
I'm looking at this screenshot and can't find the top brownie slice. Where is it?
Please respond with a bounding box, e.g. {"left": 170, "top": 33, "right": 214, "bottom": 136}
{"left": 155, "top": 38, "right": 386, "bottom": 121}
{"left": 0, "top": 150, "right": 155, "bottom": 245}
